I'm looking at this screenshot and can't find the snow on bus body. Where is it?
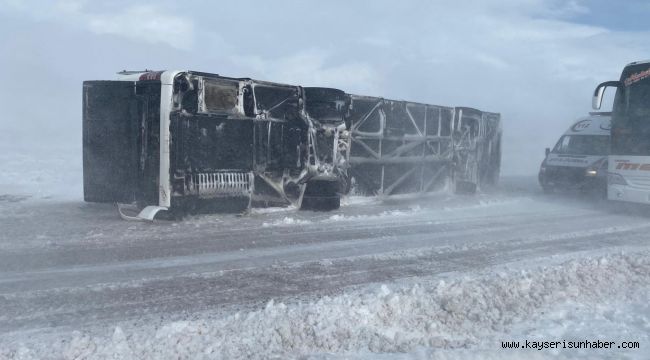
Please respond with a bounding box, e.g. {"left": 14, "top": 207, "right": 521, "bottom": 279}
{"left": 538, "top": 113, "right": 610, "bottom": 194}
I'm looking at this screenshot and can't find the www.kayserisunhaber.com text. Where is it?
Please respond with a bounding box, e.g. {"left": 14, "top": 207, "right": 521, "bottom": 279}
{"left": 501, "top": 340, "right": 640, "bottom": 351}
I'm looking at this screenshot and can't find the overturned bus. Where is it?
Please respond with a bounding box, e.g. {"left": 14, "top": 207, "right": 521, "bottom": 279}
{"left": 83, "top": 70, "right": 501, "bottom": 220}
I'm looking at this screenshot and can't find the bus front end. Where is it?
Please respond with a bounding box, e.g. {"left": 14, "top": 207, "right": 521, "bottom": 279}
{"left": 593, "top": 60, "right": 650, "bottom": 204}
{"left": 608, "top": 157, "right": 650, "bottom": 203}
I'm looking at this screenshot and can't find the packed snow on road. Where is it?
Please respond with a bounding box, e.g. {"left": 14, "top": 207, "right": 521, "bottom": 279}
{"left": 0, "top": 149, "right": 649, "bottom": 359}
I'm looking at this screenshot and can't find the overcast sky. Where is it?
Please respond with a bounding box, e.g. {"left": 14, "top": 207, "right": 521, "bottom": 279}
{"left": 1, "top": 0, "right": 649, "bottom": 175}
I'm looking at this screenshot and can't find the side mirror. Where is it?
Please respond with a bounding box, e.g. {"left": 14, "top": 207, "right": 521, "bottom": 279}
{"left": 545, "top": 147, "right": 550, "bottom": 157}
{"left": 592, "top": 81, "right": 621, "bottom": 110}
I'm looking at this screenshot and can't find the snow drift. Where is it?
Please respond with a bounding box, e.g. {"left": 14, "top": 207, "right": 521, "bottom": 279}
{"left": 2, "top": 249, "right": 648, "bottom": 359}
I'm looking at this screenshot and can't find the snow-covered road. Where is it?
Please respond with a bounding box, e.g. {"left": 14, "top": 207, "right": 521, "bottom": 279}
{"left": 1, "top": 177, "right": 649, "bottom": 359}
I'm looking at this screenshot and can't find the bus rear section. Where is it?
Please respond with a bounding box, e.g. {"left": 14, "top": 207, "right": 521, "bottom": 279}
{"left": 83, "top": 71, "right": 333, "bottom": 219}
{"left": 83, "top": 72, "right": 261, "bottom": 219}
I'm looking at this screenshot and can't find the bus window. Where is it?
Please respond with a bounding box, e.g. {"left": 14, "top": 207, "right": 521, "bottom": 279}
{"left": 202, "top": 78, "right": 238, "bottom": 113}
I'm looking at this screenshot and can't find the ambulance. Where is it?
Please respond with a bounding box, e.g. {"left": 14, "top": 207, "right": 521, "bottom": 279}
{"left": 538, "top": 113, "right": 610, "bottom": 194}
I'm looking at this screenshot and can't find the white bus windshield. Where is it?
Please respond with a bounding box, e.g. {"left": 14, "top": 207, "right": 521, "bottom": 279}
{"left": 611, "top": 65, "right": 650, "bottom": 155}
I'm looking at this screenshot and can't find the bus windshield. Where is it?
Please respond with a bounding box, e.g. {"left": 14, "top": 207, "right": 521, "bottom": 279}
{"left": 552, "top": 135, "right": 609, "bottom": 156}
{"left": 611, "top": 65, "right": 650, "bottom": 155}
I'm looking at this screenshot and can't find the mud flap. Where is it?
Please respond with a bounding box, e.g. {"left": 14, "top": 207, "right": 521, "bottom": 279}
{"left": 117, "top": 203, "right": 168, "bottom": 221}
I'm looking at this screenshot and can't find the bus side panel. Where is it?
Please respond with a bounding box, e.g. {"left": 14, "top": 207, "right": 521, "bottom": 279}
{"left": 82, "top": 81, "right": 140, "bottom": 203}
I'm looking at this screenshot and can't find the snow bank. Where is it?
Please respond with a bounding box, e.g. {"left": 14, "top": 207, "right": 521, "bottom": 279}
{"left": 2, "top": 250, "right": 648, "bottom": 360}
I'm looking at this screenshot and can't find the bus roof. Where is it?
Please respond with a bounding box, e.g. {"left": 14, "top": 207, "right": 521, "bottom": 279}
{"left": 626, "top": 59, "right": 650, "bottom": 67}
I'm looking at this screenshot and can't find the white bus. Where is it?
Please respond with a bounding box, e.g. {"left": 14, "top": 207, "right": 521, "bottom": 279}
{"left": 593, "top": 60, "right": 650, "bottom": 204}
